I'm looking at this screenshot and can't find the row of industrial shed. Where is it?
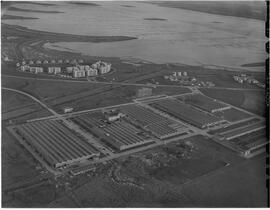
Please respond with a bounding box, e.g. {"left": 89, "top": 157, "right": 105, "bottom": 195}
{"left": 13, "top": 120, "right": 100, "bottom": 168}
{"left": 149, "top": 99, "right": 226, "bottom": 129}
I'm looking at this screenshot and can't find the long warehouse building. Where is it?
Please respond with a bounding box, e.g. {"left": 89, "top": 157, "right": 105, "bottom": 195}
{"left": 150, "top": 99, "right": 225, "bottom": 128}
{"left": 13, "top": 120, "right": 100, "bottom": 168}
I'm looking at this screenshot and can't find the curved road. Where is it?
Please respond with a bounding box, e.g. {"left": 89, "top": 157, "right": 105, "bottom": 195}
{"left": 2, "top": 87, "right": 59, "bottom": 117}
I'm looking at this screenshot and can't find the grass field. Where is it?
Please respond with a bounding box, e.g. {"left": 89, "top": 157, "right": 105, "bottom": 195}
{"left": 1, "top": 128, "right": 40, "bottom": 189}
{"left": 2, "top": 89, "right": 52, "bottom": 123}
{"left": 2, "top": 90, "right": 35, "bottom": 113}
{"left": 200, "top": 89, "right": 265, "bottom": 116}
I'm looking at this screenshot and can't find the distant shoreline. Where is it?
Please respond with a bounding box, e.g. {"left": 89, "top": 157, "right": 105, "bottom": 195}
{"left": 147, "top": 1, "right": 265, "bottom": 21}
{"left": 68, "top": 2, "right": 99, "bottom": 6}
{"left": 144, "top": 18, "right": 167, "bottom": 21}
{"left": 8, "top": 6, "right": 64, "bottom": 14}
{"left": 2, "top": 15, "right": 38, "bottom": 20}
{"left": 2, "top": 23, "right": 138, "bottom": 43}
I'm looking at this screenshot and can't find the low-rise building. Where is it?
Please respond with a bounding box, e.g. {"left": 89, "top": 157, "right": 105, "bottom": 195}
{"left": 30, "top": 67, "right": 43, "bottom": 74}
{"left": 78, "top": 65, "right": 85, "bottom": 70}
{"left": 48, "top": 67, "right": 61, "bottom": 74}
{"left": 20, "top": 65, "right": 30, "bottom": 71}
{"left": 104, "top": 110, "right": 125, "bottom": 122}
{"left": 137, "top": 87, "right": 152, "bottom": 98}
{"left": 63, "top": 107, "right": 74, "bottom": 113}
{"left": 66, "top": 66, "right": 74, "bottom": 73}
{"left": 73, "top": 69, "right": 86, "bottom": 78}
{"left": 86, "top": 68, "right": 98, "bottom": 76}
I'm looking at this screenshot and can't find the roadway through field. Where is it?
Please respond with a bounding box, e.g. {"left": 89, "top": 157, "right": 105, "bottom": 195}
{"left": 2, "top": 74, "right": 264, "bottom": 91}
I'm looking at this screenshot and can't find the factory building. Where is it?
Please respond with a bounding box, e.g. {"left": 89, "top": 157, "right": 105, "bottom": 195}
{"left": 104, "top": 110, "right": 125, "bottom": 122}
{"left": 30, "top": 67, "right": 43, "bottom": 74}
{"left": 136, "top": 87, "right": 152, "bottom": 98}
{"left": 13, "top": 120, "right": 100, "bottom": 168}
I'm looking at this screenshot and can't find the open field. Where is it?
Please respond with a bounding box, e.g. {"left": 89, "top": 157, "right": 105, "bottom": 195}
{"left": 200, "top": 88, "right": 266, "bottom": 116}
{"left": 1, "top": 128, "right": 41, "bottom": 188}
{"left": 137, "top": 65, "right": 264, "bottom": 89}
{"left": 43, "top": 135, "right": 265, "bottom": 207}
{"left": 214, "top": 108, "right": 252, "bottom": 122}
{"left": 2, "top": 89, "right": 52, "bottom": 123}
{"left": 2, "top": 76, "right": 102, "bottom": 101}
{"left": 2, "top": 90, "right": 34, "bottom": 112}
{"left": 177, "top": 94, "right": 229, "bottom": 113}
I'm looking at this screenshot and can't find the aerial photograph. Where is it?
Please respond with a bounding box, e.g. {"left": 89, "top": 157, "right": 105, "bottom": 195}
{"left": 1, "top": 0, "right": 268, "bottom": 207}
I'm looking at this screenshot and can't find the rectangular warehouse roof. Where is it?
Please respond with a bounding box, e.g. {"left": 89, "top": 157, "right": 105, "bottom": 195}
{"left": 150, "top": 99, "right": 223, "bottom": 128}
{"left": 178, "top": 94, "right": 230, "bottom": 113}
{"left": 14, "top": 120, "right": 100, "bottom": 168}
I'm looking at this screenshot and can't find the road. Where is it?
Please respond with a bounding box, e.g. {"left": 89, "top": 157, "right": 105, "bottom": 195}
{"left": 3, "top": 87, "right": 113, "bottom": 160}
{"left": 2, "top": 74, "right": 264, "bottom": 91}
{"left": 2, "top": 87, "right": 59, "bottom": 117}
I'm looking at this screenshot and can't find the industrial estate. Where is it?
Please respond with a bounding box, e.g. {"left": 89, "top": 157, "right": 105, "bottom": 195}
{"left": 1, "top": 1, "right": 267, "bottom": 208}
{"left": 6, "top": 87, "right": 266, "bottom": 175}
